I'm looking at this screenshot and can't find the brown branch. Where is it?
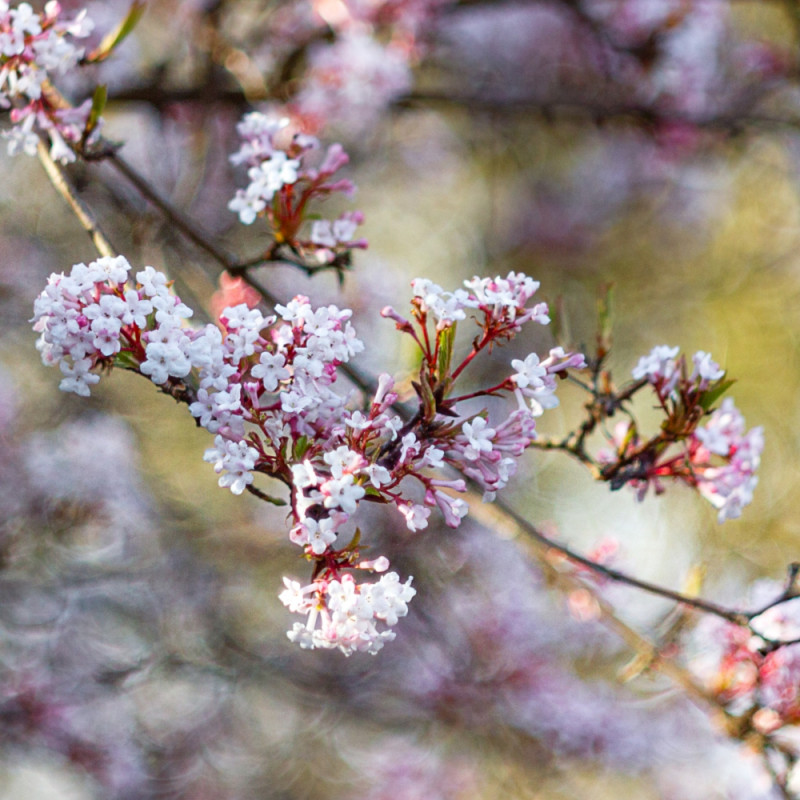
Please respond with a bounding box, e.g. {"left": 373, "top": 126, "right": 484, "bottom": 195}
{"left": 491, "top": 493, "right": 749, "bottom": 624}
{"left": 396, "top": 91, "right": 800, "bottom": 134}
{"left": 37, "top": 140, "right": 117, "bottom": 258}
{"left": 465, "top": 493, "right": 732, "bottom": 726}
{"left": 105, "top": 152, "right": 238, "bottom": 271}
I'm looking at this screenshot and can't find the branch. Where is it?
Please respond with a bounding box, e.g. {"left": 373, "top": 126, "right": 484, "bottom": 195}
{"left": 465, "top": 491, "right": 732, "bottom": 726}
{"left": 396, "top": 91, "right": 800, "bottom": 135}
{"left": 490, "top": 494, "right": 747, "bottom": 624}
{"left": 37, "top": 140, "right": 117, "bottom": 258}
{"left": 105, "top": 152, "right": 236, "bottom": 270}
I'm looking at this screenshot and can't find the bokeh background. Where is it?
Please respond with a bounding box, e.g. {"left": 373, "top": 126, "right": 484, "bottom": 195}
{"left": 2, "top": 0, "right": 800, "bottom": 797}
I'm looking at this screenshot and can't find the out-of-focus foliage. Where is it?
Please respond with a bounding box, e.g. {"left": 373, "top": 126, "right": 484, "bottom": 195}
{"left": 5, "top": 0, "right": 800, "bottom": 797}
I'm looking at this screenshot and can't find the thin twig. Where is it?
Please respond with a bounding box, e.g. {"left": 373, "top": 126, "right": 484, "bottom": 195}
{"left": 396, "top": 91, "right": 800, "bottom": 134}
{"left": 106, "top": 152, "right": 237, "bottom": 270}
{"left": 492, "top": 494, "right": 749, "bottom": 624}
{"left": 37, "top": 140, "right": 117, "bottom": 258}
{"left": 465, "top": 494, "right": 732, "bottom": 726}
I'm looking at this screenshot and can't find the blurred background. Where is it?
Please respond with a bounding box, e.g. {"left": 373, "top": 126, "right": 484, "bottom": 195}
{"left": 2, "top": 0, "right": 800, "bottom": 797}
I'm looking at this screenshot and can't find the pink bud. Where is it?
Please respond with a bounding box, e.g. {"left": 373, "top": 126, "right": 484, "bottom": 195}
{"left": 381, "top": 306, "right": 413, "bottom": 332}
{"left": 320, "top": 143, "right": 349, "bottom": 175}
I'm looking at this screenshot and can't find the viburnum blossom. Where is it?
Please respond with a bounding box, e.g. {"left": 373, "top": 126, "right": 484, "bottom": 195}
{"left": 598, "top": 347, "right": 762, "bottom": 521}
{"left": 0, "top": 1, "right": 97, "bottom": 163}
{"left": 292, "top": 32, "right": 413, "bottom": 133}
{"left": 279, "top": 570, "right": 416, "bottom": 655}
{"left": 694, "top": 397, "right": 763, "bottom": 522}
{"left": 33, "top": 257, "right": 586, "bottom": 654}
{"left": 228, "top": 109, "right": 367, "bottom": 265}
{"left": 690, "top": 581, "right": 800, "bottom": 733}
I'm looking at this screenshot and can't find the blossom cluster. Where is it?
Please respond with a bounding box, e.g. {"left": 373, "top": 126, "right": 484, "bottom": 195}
{"left": 690, "top": 581, "right": 800, "bottom": 735}
{"left": 600, "top": 345, "right": 763, "bottom": 522}
{"left": 0, "top": 1, "right": 96, "bottom": 163}
{"left": 631, "top": 345, "right": 725, "bottom": 400}
{"left": 279, "top": 568, "right": 416, "bottom": 655}
{"left": 31, "top": 256, "right": 192, "bottom": 396}
{"left": 383, "top": 273, "right": 586, "bottom": 499}
{"left": 33, "top": 256, "right": 585, "bottom": 654}
{"left": 228, "top": 110, "right": 366, "bottom": 265}
{"left": 244, "top": 0, "right": 451, "bottom": 136}
{"left": 293, "top": 32, "right": 413, "bottom": 133}
{"left": 581, "top": 0, "right": 783, "bottom": 119}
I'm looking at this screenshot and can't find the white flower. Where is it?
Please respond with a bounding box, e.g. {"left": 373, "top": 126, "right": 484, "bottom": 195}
{"left": 320, "top": 473, "right": 365, "bottom": 514}
{"left": 398, "top": 503, "right": 431, "bottom": 532}
{"left": 58, "top": 357, "right": 99, "bottom": 396}
{"left": 460, "top": 417, "right": 496, "bottom": 461}
{"left": 692, "top": 350, "right": 725, "bottom": 385}
{"left": 510, "top": 353, "right": 547, "bottom": 389}
{"left": 203, "top": 435, "right": 258, "bottom": 495}
{"left": 251, "top": 350, "right": 289, "bottom": 391}
{"left": 632, "top": 344, "right": 680, "bottom": 382}
{"left": 136, "top": 266, "right": 170, "bottom": 297}
{"left": 290, "top": 517, "right": 338, "bottom": 554}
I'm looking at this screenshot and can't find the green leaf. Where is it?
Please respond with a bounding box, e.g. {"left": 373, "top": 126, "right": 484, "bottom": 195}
{"left": 258, "top": 493, "right": 287, "bottom": 507}
{"left": 619, "top": 420, "right": 637, "bottom": 453}
{"left": 436, "top": 322, "right": 456, "bottom": 383}
{"left": 113, "top": 351, "right": 138, "bottom": 370}
{"left": 294, "top": 435, "right": 310, "bottom": 460}
{"left": 342, "top": 528, "right": 361, "bottom": 552}
{"left": 84, "top": 84, "right": 107, "bottom": 138}
{"left": 699, "top": 378, "right": 736, "bottom": 412}
{"left": 85, "top": 1, "right": 146, "bottom": 63}
{"left": 596, "top": 283, "right": 614, "bottom": 354}
{"left": 418, "top": 368, "right": 437, "bottom": 422}
{"left": 245, "top": 484, "right": 288, "bottom": 506}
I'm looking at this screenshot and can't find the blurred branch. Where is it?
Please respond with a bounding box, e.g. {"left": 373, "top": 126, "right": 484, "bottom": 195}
{"left": 467, "top": 495, "right": 732, "bottom": 720}
{"left": 490, "top": 493, "right": 749, "bottom": 624}
{"left": 102, "top": 84, "right": 800, "bottom": 138}
{"left": 105, "top": 152, "right": 238, "bottom": 270}
{"left": 37, "top": 141, "right": 117, "bottom": 258}
{"left": 108, "top": 84, "right": 249, "bottom": 109}
{"left": 396, "top": 91, "right": 800, "bottom": 135}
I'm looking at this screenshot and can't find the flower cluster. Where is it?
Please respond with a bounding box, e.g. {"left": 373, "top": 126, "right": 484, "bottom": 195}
{"left": 690, "top": 581, "right": 800, "bottom": 734}
{"left": 631, "top": 345, "right": 725, "bottom": 401}
{"left": 293, "top": 32, "right": 413, "bottom": 134}
{"left": 693, "top": 398, "right": 764, "bottom": 522}
{"left": 31, "top": 256, "right": 192, "bottom": 397}
{"left": 244, "top": 0, "right": 451, "bottom": 137}
{"left": 228, "top": 110, "right": 366, "bottom": 265}
{"left": 33, "top": 257, "right": 585, "bottom": 654}
{"left": 0, "top": 1, "right": 96, "bottom": 163}
{"left": 600, "top": 346, "right": 762, "bottom": 522}
{"left": 279, "top": 567, "right": 416, "bottom": 655}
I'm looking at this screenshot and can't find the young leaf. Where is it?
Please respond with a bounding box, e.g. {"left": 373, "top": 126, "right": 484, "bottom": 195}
{"left": 294, "top": 435, "right": 310, "bottom": 460}
{"left": 417, "top": 368, "right": 437, "bottom": 422}
{"left": 596, "top": 283, "right": 614, "bottom": 356}
{"left": 85, "top": 1, "right": 146, "bottom": 63}
{"left": 436, "top": 322, "right": 456, "bottom": 384}
{"left": 342, "top": 528, "right": 362, "bottom": 552}
{"left": 84, "top": 84, "right": 107, "bottom": 139}
{"left": 699, "top": 379, "right": 736, "bottom": 412}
